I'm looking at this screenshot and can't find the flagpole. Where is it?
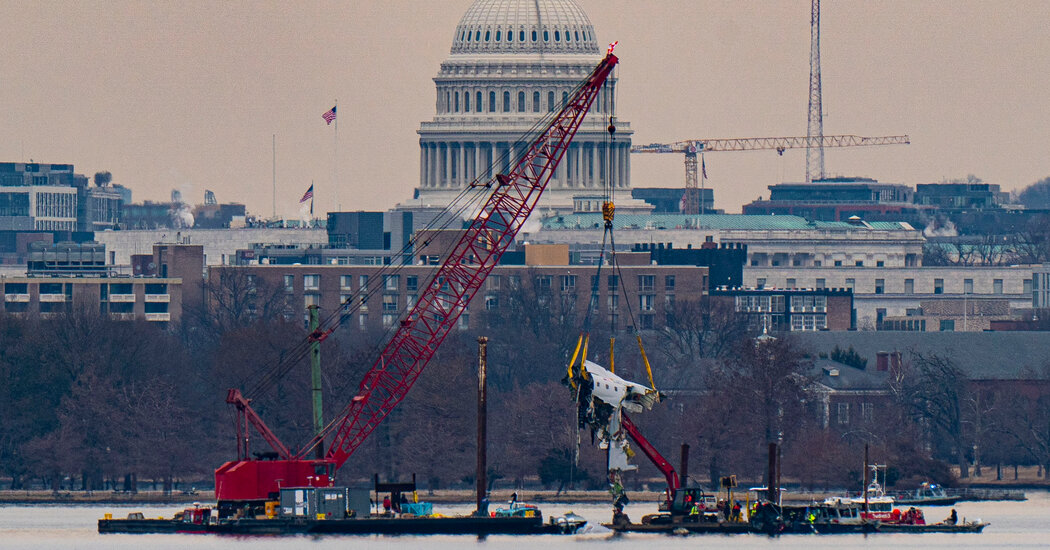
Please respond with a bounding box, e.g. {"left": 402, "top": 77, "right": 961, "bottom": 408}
{"left": 272, "top": 134, "right": 276, "bottom": 219}
{"left": 333, "top": 98, "right": 338, "bottom": 224}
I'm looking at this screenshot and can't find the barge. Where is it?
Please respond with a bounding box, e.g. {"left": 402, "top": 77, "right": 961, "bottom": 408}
{"left": 99, "top": 486, "right": 587, "bottom": 536}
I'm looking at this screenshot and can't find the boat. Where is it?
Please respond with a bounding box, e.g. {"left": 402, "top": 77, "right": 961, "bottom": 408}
{"left": 879, "top": 520, "right": 988, "bottom": 533}
{"left": 895, "top": 482, "right": 960, "bottom": 506}
{"left": 777, "top": 501, "right": 879, "bottom": 534}
{"left": 825, "top": 464, "right": 899, "bottom": 523}
{"left": 100, "top": 495, "right": 588, "bottom": 536}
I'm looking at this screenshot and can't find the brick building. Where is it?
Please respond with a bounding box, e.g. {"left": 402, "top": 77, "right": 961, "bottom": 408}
{"left": 208, "top": 249, "right": 708, "bottom": 333}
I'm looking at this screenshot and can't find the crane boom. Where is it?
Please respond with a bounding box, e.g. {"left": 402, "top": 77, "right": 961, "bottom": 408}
{"left": 620, "top": 412, "right": 679, "bottom": 509}
{"left": 630, "top": 134, "right": 910, "bottom": 215}
{"left": 214, "top": 50, "right": 620, "bottom": 505}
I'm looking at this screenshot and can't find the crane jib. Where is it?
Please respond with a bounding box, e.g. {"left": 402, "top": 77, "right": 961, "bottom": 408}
{"left": 302, "top": 53, "right": 619, "bottom": 468}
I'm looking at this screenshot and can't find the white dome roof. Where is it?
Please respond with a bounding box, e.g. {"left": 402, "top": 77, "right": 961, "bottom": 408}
{"left": 451, "top": 0, "right": 600, "bottom": 55}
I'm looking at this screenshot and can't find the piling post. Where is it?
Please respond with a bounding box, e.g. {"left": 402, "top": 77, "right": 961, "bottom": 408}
{"left": 475, "top": 336, "right": 489, "bottom": 516}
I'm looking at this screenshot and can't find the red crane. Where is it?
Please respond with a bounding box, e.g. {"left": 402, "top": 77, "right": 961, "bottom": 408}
{"left": 620, "top": 413, "right": 679, "bottom": 509}
{"left": 214, "top": 48, "right": 621, "bottom": 509}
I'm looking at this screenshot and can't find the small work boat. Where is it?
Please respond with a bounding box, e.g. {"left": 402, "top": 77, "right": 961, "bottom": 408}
{"left": 895, "top": 482, "right": 960, "bottom": 506}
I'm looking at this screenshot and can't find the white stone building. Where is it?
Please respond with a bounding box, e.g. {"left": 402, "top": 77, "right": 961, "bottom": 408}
{"left": 409, "top": 0, "right": 650, "bottom": 215}
{"left": 744, "top": 265, "right": 1037, "bottom": 329}
{"left": 531, "top": 213, "right": 925, "bottom": 268}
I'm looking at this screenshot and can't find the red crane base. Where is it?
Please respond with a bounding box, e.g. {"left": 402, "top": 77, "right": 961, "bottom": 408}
{"left": 214, "top": 459, "right": 335, "bottom": 502}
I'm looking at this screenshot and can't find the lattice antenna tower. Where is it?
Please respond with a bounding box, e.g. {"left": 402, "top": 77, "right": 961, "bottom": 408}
{"left": 806, "top": 0, "right": 825, "bottom": 182}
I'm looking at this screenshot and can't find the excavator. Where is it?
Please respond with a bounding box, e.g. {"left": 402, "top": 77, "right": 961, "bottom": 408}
{"left": 212, "top": 46, "right": 621, "bottom": 517}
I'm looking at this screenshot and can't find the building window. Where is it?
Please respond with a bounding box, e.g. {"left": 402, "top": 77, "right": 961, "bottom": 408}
{"left": 639, "top": 294, "right": 654, "bottom": 311}
{"left": 560, "top": 275, "right": 576, "bottom": 292}
{"left": 790, "top": 295, "right": 826, "bottom": 313}
{"left": 487, "top": 275, "right": 501, "bottom": 291}
{"left": 756, "top": 278, "right": 766, "bottom": 289}
{"left": 837, "top": 403, "right": 849, "bottom": 425}
{"left": 993, "top": 279, "right": 1003, "bottom": 294}
{"left": 476, "top": 91, "right": 483, "bottom": 112}
{"left": 303, "top": 274, "right": 320, "bottom": 291}
{"left": 340, "top": 275, "right": 353, "bottom": 290}
{"left": 532, "top": 91, "right": 540, "bottom": 113}
{"left": 406, "top": 276, "right": 418, "bottom": 291}
{"left": 382, "top": 294, "right": 398, "bottom": 312}
{"left": 485, "top": 294, "right": 498, "bottom": 310}
{"left": 340, "top": 294, "right": 353, "bottom": 314}
{"left": 964, "top": 278, "right": 973, "bottom": 294}
{"left": 489, "top": 91, "right": 496, "bottom": 112}
{"left": 815, "top": 278, "right": 825, "bottom": 289}
{"left": 861, "top": 403, "right": 874, "bottom": 423}
{"left": 786, "top": 278, "right": 796, "bottom": 289}
{"left": 464, "top": 92, "right": 470, "bottom": 112}
{"left": 304, "top": 294, "right": 319, "bottom": 308}
{"left": 503, "top": 91, "right": 510, "bottom": 112}
{"left": 834, "top": 260, "right": 843, "bottom": 267}
{"left": 359, "top": 313, "right": 368, "bottom": 328}
{"left": 284, "top": 275, "right": 294, "bottom": 292}
{"left": 855, "top": 260, "right": 864, "bottom": 267}
{"left": 665, "top": 275, "right": 675, "bottom": 291}
{"left": 875, "top": 279, "right": 884, "bottom": 294}
{"left": 454, "top": 91, "right": 459, "bottom": 112}
{"left": 608, "top": 294, "right": 619, "bottom": 311}
{"left": 406, "top": 294, "right": 416, "bottom": 309}
{"left": 940, "top": 319, "right": 955, "bottom": 331}
{"left": 548, "top": 91, "right": 555, "bottom": 111}
{"left": 382, "top": 313, "right": 396, "bottom": 327}
{"left": 638, "top": 275, "right": 655, "bottom": 292}
{"left": 904, "top": 278, "right": 914, "bottom": 294}
{"left": 934, "top": 278, "right": 944, "bottom": 294}
{"left": 876, "top": 260, "right": 885, "bottom": 267}
{"left": 1024, "top": 278, "right": 1033, "bottom": 295}
{"left": 384, "top": 275, "right": 399, "bottom": 291}
{"left": 535, "top": 275, "right": 551, "bottom": 291}
{"left": 517, "top": 91, "right": 525, "bottom": 112}
{"left": 639, "top": 313, "right": 654, "bottom": 330}
{"left": 608, "top": 275, "right": 619, "bottom": 290}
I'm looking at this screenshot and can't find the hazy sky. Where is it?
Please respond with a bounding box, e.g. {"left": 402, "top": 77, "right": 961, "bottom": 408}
{"left": 3, "top": 1, "right": 1049, "bottom": 218}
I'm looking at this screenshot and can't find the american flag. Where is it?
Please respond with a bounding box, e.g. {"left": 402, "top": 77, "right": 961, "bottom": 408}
{"left": 322, "top": 105, "right": 337, "bottom": 125}
{"left": 300, "top": 184, "right": 314, "bottom": 204}
{"left": 701, "top": 154, "right": 708, "bottom": 179}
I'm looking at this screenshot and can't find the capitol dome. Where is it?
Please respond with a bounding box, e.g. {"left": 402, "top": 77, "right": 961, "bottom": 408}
{"left": 408, "top": 0, "right": 651, "bottom": 216}
{"left": 451, "top": 0, "right": 600, "bottom": 55}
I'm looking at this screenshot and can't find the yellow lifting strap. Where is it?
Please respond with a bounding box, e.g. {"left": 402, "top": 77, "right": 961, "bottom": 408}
{"left": 567, "top": 333, "right": 585, "bottom": 389}
{"left": 609, "top": 337, "right": 616, "bottom": 374}
{"left": 636, "top": 334, "right": 657, "bottom": 391}
{"left": 579, "top": 335, "right": 590, "bottom": 379}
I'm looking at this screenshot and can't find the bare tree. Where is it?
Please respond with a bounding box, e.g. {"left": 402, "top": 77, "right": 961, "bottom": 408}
{"left": 656, "top": 297, "right": 749, "bottom": 366}
{"left": 896, "top": 351, "right": 973, "bottom": 478}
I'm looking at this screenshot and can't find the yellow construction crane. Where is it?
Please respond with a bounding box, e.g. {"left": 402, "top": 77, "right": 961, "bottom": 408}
{"left": 630, "top": 135, "right": 910, "bottom": 215}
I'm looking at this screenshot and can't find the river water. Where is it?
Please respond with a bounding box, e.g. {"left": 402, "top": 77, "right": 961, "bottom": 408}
{"left": 2, "top": 491, "right": 1048, "bottom": 549}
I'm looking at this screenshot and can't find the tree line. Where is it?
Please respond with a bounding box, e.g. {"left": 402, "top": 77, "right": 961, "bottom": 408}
{"left": 1, "top": 276, "right": 1048, "bottom": 494}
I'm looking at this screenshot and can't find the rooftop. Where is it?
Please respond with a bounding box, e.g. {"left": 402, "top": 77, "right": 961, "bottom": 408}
{"left": 539, "top": 213, "right": 915, "bottom": 232}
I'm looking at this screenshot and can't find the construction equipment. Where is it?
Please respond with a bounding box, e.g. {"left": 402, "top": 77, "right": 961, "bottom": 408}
{"left": 630, "top": 134, "right": 910, "bottom": 215}
{"left": 213, "top": 48, "right": 621, "bottom": 515}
